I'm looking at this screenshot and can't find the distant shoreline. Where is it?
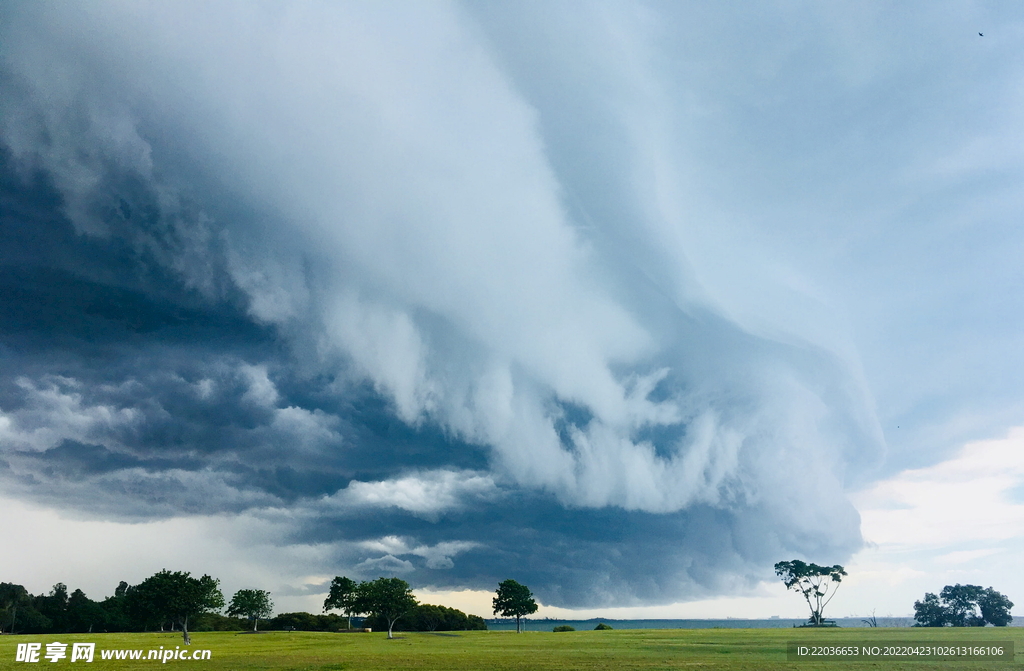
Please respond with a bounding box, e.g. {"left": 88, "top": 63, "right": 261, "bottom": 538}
{"left": 484, "top": 616, "right": 1023, "bottom": 630}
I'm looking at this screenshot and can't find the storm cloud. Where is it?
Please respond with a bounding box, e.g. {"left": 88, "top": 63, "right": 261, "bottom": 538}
{"left": 7, "top": 0, "right": 1013, "bottom": 609}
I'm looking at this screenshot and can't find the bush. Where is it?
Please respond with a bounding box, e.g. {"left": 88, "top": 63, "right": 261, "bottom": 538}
{"left": 265, "top": 612, "right": 348, "bottom": 631}
{"left": 363, "top": 604, "right": 487, "bottom": 632}
{"left": 594, "top": 622, "right": 613, "bottom": 630}
{"left": 192, "top": 613, "right": 247, "bottom": 631}
{"left": 553, "top": 625, "right": 575, "bottom": 632}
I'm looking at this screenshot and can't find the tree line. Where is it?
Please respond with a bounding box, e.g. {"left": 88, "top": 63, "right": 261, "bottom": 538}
{"left": 1, "top": 571, "right": 487, "bottom": 643}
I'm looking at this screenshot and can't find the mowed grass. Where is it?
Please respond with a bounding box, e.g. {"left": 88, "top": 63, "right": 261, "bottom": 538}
{"left": 2, "top": 626, "right": 1022, "bottom": 671}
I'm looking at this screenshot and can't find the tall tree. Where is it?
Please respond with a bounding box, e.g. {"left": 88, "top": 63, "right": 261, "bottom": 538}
{"left": 132, "top": 570, "right": 225, "bottom": 644}
{"left": 774, "top": 560, "right": 847, "bottom": 626}
{"left": 36, "top": 583, "right": 70, "bottom": 633}
{"left": 323, "top": 576, "right": 360, "bottom": 630}
{"left": 354, "top": 578, "right": 417, "bottom": 639}
{"left": 227, "top": 589, "right": 274, "bottom": 631}
{"left": 492, "top": 579, "right": 538, "bottom": 633}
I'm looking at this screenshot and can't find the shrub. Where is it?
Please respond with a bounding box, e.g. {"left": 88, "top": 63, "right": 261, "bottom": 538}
{"left": 594, "top": 622, "right": 613, "bottom": 630}
{"left": 553, "top": 625, "right": 575, "bottom": 632}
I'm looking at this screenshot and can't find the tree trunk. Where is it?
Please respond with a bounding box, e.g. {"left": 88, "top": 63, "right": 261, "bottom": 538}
{"left": 253, "top": 617, "right": 259, "bottom": 632}
{"left": 516, "top": 616, "right": 521, "bottom": 633}
{"left": 182, "top": 616, "right": 191, "bottom": 645}
{"left": 387, "top": 619, "right": 395, "bottom": 639}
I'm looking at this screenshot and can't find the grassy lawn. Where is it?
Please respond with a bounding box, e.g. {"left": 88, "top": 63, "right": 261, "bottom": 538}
{"left": 2, "top": 627, "right": 1021, "bottom": 670}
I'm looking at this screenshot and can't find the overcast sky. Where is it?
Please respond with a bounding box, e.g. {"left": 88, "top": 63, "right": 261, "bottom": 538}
{"left": 2, "top": 0, "right": 1024, "bottom": 620}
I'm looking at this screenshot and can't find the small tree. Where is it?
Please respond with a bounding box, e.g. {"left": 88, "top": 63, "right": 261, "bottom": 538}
{"left": 227, "top": 589, "right": 274, "bottom": 631}
{"left": 323, "top": 576, "right": 360, "bottom": 630}
{"left": 774, "top": 560, "right": 847, "bottom": 626}
{"left": 355, "top": 578, "right": 417, "bottom": 639}
{"left": 492, "top": 579, "right": 538, "bottom": 633}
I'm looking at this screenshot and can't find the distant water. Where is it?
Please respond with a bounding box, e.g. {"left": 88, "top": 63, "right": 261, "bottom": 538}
{"left": 485, "top": 617, "right": 1023, "bottom": 631}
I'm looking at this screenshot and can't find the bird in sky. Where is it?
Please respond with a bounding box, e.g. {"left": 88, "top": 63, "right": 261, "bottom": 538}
{"left": 979, "top": 32, "right": 984, "bottom": 36}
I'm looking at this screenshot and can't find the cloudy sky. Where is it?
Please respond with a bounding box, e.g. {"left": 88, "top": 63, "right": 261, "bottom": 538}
{"left": 1, "top": 0, "right": 1023, "bottom": 620}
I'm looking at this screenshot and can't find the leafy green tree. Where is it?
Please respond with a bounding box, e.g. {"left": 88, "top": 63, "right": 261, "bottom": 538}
{"left": 227, "top": 589, "right": 273, "bottom": 631}
{"left": 125, "top": 580, "right": 167, "bottom": 631}
{"left": 355, "top": 577, "right": 417, "bottom": 639}
{"left": 66, "top": 589, "right": 107, "bottom": 633}
{"left": 941, "top": 584, "right": 985, "bottom": 626}
{"left": 132, "top": 570, "right": 225, "bottom": 644}
{"left": 0, "top": 583, "right": 33, "bottom": 634}
{"left": 99, "top": 582, "right": 131, "bottom": 632}
{"left": 492, "top": 579, "right": 538, "bottom": 633}
{"left": 35, "top": 583, "right": 70, "bottom": 632}
{"left": 914, "top": 584, "right": 1014, "bottom": 627}
{"left": 363, "top": 603, "right": 486, "bottom": 632}
{"left": 323, "top": 576, "right": 360, "bottom": 630}
{"left": 265, "top": 611, "right": 346, "bottom": 631}
{"left": 594, "top": 622, "right": 613, "bottom": 630}
{"left": 774, "top": 560, "right": 847, "bottom": 626}
{"left": 979, "top": 587, "right": 1014, "bottom": 627}
{"left": 913, "top": 592, "right": 948, "bottom": 627}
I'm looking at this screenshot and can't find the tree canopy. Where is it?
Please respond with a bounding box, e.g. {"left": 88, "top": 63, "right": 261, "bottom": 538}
{"left": 492, "top": 579, "right": 538, "bottom": 633}
{"left": 227, "top": 589, "right": 274, "bottom": 631}
{"left": 131, "top": 570, "right": 225, "bottom": 644}
{"left": 914, "top": 585, "right": 1013, "bottom": 627}
{"left": 323, "top": 576, "right": 360, "bottom": 630}
{"left": 774, "top": 560, "right": 847, "bottom": 626}
{"left": 354, "top": 577, "right": 417, "bottom": 639}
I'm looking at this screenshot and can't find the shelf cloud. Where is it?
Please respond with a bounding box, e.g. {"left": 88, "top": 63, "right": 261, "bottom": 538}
{"left": 0, "top": 1, "right": 902, "bottom": 608}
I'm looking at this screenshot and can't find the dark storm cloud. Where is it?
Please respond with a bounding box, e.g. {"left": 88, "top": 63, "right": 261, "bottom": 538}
{"left": 0, "top": 1, "right": 909, "bottom": 608}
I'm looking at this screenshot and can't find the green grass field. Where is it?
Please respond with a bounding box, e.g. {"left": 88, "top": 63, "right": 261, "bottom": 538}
{"left": 2, "top": 627, "right": 1021, "bottom": 670}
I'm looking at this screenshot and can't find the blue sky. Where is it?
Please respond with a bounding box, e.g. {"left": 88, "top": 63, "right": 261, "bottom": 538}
{"left": 1, "top": 0, "right": 1023, "bottom": 620}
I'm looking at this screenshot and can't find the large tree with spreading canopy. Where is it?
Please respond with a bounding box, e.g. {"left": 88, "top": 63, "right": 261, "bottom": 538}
{"left": 774, "top": 560, "right": 847, "bottom": 626}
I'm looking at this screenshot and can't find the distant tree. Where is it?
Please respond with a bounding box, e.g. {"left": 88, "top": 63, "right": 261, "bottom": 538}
{"left": 492, "top": 579, "right": 538, "bottom": 634}
{"left": 364, "top": 603, "right": 487, "bottom": 632}
{"left": 0, "top": 583, "right": 33, "bottom": 634}
{"left": 355, "top": 578, "right": 417, "bottom": 639}
{"left": 265, "top": 612, "right": 347, "bottom": 631}
{"left": 774, "top": 560, "right": 847, "bottom": 626}
{"left": 227, "top": 589, "right": 274, "bottom": 631}
{"left": 979, "top": 587, "right": 1014, "bottom": 626}
{"left": 913, "top": 593, "right": 948, "bottom": 627}
{"left": 552, "top": 625, "right": 575, "bottom": 632}
{"left": 132, "top": 570, "right": 225, "bottom": 644}
{"left": 914, "top": 585, "right": 1013, "bottom": 627}
{"left": 36, "top": 583, "right": 70, "bottom": 632}
{"left": 594, "top": 622, "right": 613, "bottom": 630}
{"left": 99, "top": 582, "right": 131, "bottom": 632}
{"left": 191, "top": 612, "right": 247, "bottom": 631}
{"left": 941, "top": 584, "right": 985, "bottom": 627}
{"left": 323, "top": 576, "right": 360, "bottom": 630}
{"left": 66, "top": 589, "right": 107, "bottom": 633}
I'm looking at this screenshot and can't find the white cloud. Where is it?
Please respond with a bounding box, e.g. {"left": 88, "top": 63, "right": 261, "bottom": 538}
{"left": 0, "top": 376, "right": 138, "bottom": 452}
{"left": 853, "top": 427, "right": 1024, "bottom": 550}
{"left": 327, "top": 470, "right": 500, "bottom": 520}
